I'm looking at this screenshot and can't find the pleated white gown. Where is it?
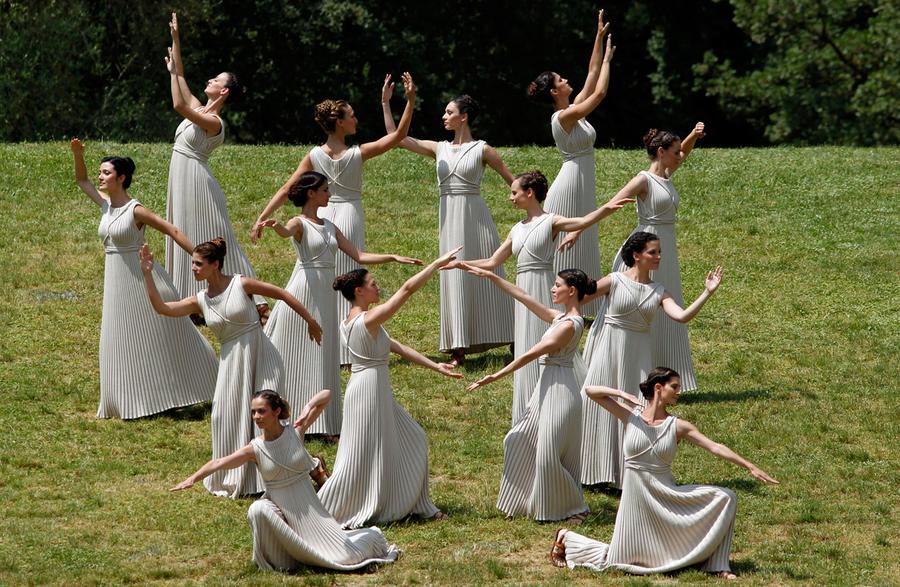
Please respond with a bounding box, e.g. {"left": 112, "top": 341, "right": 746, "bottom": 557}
{"left": 497, "top": 315, "right": 588, "bottom": 521}
{"left": 198, "top": 276, "right": 284, "bottom": 498}
{"left": 544, "top": 112, "right": 601, "bottom": 316}
{"left": 436, "top": 141, "right": 513, "bottom": 353}
{"left": 604, "top": 171, "right": 697, "bottom": 390}
{"left": 581, "top": 273, "right": 664, "bottom": 487}
{"left": 564, "top": 413, "right": 736, "bottom": 574}
{"left": 264, "top": 217, "right": 342, "bottom": 435}
{"left": 247, "top": 425, "right": 400, "bottom": 571}
{"left": 311, "top": 146, "right": 364, "bottom": 365}
{"left": 96, "top": 199, "right": 217, "bottom": 419}
{"left": 318, "top": 312, "right": 439, "bottom": 528}
{"left": 165, "top": 115, "right": 264, "bottom": 305}
{"left": 509, "top": 213, "right": 556, "bottom": 424}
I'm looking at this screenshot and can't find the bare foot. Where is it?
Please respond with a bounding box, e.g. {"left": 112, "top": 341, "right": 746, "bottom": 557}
{"left": 256, "top": 303, "right": 270, "bottom": 326}
{"left": 430, "top": 511, "right": 449, "bottom": 521}
{"left": 550, "top": 527, "right": 567, "bottom": 567}
{"left": 714, "top": 571, "right": 737, "bottom": 580}
{"left": 447, "top": 350, "right": 465, "bottom": 368}
{"left": 310, "top": 454, "right": 329, "bottom": 491}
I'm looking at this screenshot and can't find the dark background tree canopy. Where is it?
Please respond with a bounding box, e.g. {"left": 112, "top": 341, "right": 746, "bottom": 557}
{"left": 2, "top": 0, "right": 897, "bottom": 146}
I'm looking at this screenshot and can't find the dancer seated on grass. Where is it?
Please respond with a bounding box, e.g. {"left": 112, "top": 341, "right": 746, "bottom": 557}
{"left": 140, "top": 240, "right": 321, "bottom": 498}
{"left": 316, "top": 248, "right": 464, "bottom": 528}
{"left": 550, "top": 367, "right": 778, "bottom": 579}
{"left": 171, "top": 389, "right": 400, "bottom": 572}
{"left": 462, "top": 264, "right": 594, "bottom": 524}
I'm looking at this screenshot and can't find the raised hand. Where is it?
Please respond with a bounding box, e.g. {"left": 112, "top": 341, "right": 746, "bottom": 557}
{"left": 434, "top": 245, "right": 464, "bottom": 268}
{"left": 693, "top": 122, "right": 706, "bottom": 139}
{"left": 70, "top": 137, "right": 84, "bottom": 155}
{"left": 401, "top": 72, "right": 416, "bottom": 101}
{"left": 459, "top": 262, "right": 492, "bottom": 280}
{"left": 169, "top": 12, "right": 180, "bottom": 42}
{"left": 603, "top": 33, "right": 616, "bottom": 63}
{"left": 293, "top": 403, "right": 314, "bottom": 431}
{"left": 704, "top": 266, "right": 724, "bottom": 293}
{"left": 139, "top": 244, "right": 155, "bottom": 274}
{"left": 381, "top": 74, "right": 395, "bottom": 103}
{"left": 249, "top": 221, "right": 265, "bottom": 243}
{"left": 393, "top": 255, "right": 424, "bottom": 265}
{"left": 603, "top": 197, "right": 636, "bottom": 213}
{"left": 597, "top": 8, "right": 610, "bottom": 38}
{"left": 165, "top": 46, "right": 178, "bottom": 74}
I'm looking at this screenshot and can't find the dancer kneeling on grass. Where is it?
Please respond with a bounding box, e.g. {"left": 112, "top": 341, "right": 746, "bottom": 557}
{"left": 140, "top": 240, "right": 322, "bottom": 498}
{"left": 551, "top": 368, "right": 778, "bottom": 579}
{"left": 316, "top": 248, "right": 464, "bottom": 528}
{"left": 462, "top": 264, "right": 594, "bottom": 523}
{"left": 171, "top": 389, "right": 400, "bottom": 572}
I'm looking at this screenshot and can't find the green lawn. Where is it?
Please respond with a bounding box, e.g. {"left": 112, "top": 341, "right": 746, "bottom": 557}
{"left": 1, "top": 143, "right": 897, "bottom": 586}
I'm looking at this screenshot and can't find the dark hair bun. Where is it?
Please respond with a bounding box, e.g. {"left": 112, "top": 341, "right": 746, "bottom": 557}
{"left": 314, "top": 99, "right": 349, "bottom": 133}
{"left": 224, "top": 72, "right": 246, "bottom": 105}
{"left": 514, "top": 170, "right": 549, "bottom": 202}
{"left": 332, "top": 268, "right": 368, "bottom": 301}
{"left": 527, "top": 71, "right": 556, "bottom": 104}
{"left": 586, "top": 278, "right": 598, "bottom": 297}
{"left": 643, "top": 128, "right": 659, "bottom": 148}
{"left": 451, "top": 94, "right": 480, "bottom": 124}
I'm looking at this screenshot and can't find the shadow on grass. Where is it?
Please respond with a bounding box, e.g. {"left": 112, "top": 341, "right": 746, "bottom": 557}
{"left": 437, "top": 351, "right": 514, "bottom": 373}
{"left": 711, "top": 478, "right": 764, "bottom": 494}
{"left": 153, "top": 402, "right": 211, "bottom": 421}
{"left": 679, "top": 388, "right": 776, "bottom": 404}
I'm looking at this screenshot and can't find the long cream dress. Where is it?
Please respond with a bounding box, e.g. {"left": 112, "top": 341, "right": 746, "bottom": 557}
{"left": 317, "top": 312, "right": 439, "bottom": 528}
{"left": 165, "top": 115, "right": 264, "bottom": 305}
{"left": 581, "top": 272, "right": 664, "bottom": 487}
{"left": 496, "top": 315, "right": 587, "bottom": 521}
{"left": 247, "top": 425, "right": 400, "bottom": 571}
{"left": 264, "top": 217, "right": 342, "bottom": 435}
{"left": 564, "top": 412, "right": 736, "bottom": 575}
{"left": 197, "top": 275, "right": 284, "bottom": 498}
{"left": 97, "top": 199, "right": 217, "bottom": 419}
{"left": 436, "top": 140, "right": 513, "bottom": 353}
{"left": 544, "top": 111, "right": 601, "bottom": 316}
{"left": 508, "top": 213, "right": 556, "bottom": 424}
{"left": 310, "top": 145, "right": 364, "bottom": 365}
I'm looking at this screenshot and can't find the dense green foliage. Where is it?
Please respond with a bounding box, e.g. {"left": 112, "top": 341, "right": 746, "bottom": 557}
{"left": 1, "top": 142, "right": 898, "bottom": 584}
{"left": 2, "top": 0, "right": 896, "bottom": 146}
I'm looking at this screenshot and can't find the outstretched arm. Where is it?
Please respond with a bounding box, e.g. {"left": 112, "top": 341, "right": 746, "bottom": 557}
{"left": 259, "top": 217, "right": 303, "bottom": 240}
{"left": 241, "top": 277, "right": 322, "bottom": 343}
{"left": 139, "top": 245, "right": 201, "bottom": 316}
{"left": 69, "top": 138, "right": 105, "bottom": 207}
{"left": 170, "top": 444, "right": 256, "bottom": 491}
{"left": 678, "top": 419, "right": 779, "bottom": 484}
{"left": 251, "top": 154, "right": 314, "bottom": 242}
{"left": 553, "top": 198, "right": 635, "bottom": 233}
{"left": 167, "top": 13, "right": 202, "bottom": 110}
{"left": 381, "top": 74, "right": 438, "bottom": 158}
{"left": 361, "top": 72, "right": 416, "bottom": 161}
{"left": 442, "top": 234, "right": 512, "bottom": 271}
{"left": 165, "top": 15, "right": 220, "bottom": 135}
{"left": 458, "top": 262, "right": 559, "bottom": 323}
{"left": 133, "top": 205, "right": 193, "bottom": 254}
{"left": 558, "top": 175, "right": 646, "bottom": 252}
{"left": 573, "top": 9, "right": 610, "bottom": 105}
{"left": 678, "top": 122, "right": 705, "bottom": 163}
{"left": 334, "top": 228, "right": 422, "bottom": 266}
{"left": 483, "top": 145, "right": 514, "bottom": 186}
{"left": 466, "top": 321, "right": 575, "bottom": 391}
{"left": 390, "top": 339, "right": 463, "bottom": 379}
{"left": 293, "top": 389, "right": 333, "bottom": 435}
{"left": 660, "top": 266, "right": 723, "bottom": 323}
{"left": 584, "top": 385, "right": 642, "bottom": 423}
{"left": 364, "top": 246, "right": 462, "bottom": 330}
{"left": 558, "top": 32, "right": 615, "bottom": 133}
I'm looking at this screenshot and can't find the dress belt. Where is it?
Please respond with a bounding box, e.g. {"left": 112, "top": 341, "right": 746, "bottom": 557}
{"left": 638, "top": 217, "right": 676, "bottom": 226}
{"left": 603, "top": 316, "right": 651, "bottom": 333}
{"left": 264, "top": 474, "right": 307, "bottom": 490}
{"left": 298, "top": 261, "right": 335, "bottom": 270}
{"left": 539, "top": 356, "right": 574, "bottom": 367}
{"left": 624, "top": 460, "right": 671, "bottom": 474}
{"left": 350, "top": 359, "right": 389, "bottom": 373}
{"left": 218, "top": 322, "right": 259, "bottom": 344}
{"left": 104, "top": 244, "right": 142, "bottom": 254}
{"left": 517, "top": 260, "right": 553, "bottom": 274}
{"left": 561, "top": 151, "right": 593, "bottom": 162}
{"left": 440, "top": 187, "right": 480, "bottom": 197}
{"left": 172, "top": 144, "right": 209, "bottom": 163}
{"left": 327, "top": 194, "right": 362, "bottom": 203}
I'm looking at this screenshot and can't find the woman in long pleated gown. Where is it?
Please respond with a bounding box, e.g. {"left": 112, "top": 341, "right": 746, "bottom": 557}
{"left": 446, "top": 170, "right": 631, "bottom": 424}
{"left": 382, "top": 89, "right": 513, "bottom": 365}
{"left": 580, "top": 232, "right": 723, "bottom": 487}
{"left": 526, "top": 9, "right": 615, "bottom": 317}
{"left": 317, "top": 249, "right": 464, "bottom": 528}
{"left": 551, "top": 368, "right": 778, "bottom": 579}
{"left": 70, "top": 138, "right": 217, "bottom": 419}
{"left": 139, "top": 239, "right": 322, "bottom": 498}
{"left": 171, "top": 389, "right": 400, "bottom": 572}
{"left": 462, "top": 265, "right": 596, "bottom": 523}
{"left": 583, "top": 123, "right": 707, "bottom": 389}
{"left": 252, "top": 74, "right": 417, "bottom": 363}
{"left": 259, "top": 171, "right": 422, "bottom": 436}
{"left": 162, "top": 13, "right": 267, "bottom": 313}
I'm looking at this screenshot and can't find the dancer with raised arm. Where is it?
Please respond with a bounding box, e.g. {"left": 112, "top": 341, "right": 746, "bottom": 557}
{"left": 140, "top": 240, "right": 322, "bottom": 498}
{"left": 444, "top": 171, "right": 631, "bottom": 424}
{"left": 163, "top": 13, "right": 267, "bottom": 317}
{"left": 383, "top": 85, "right": 514, "bottom": 366}
{"left": 463, "top": 265, "right": 594, "bottom": 523}
{"left": 579, "top": 232, "right": 723, "bottom": 487}
{"left": 171, "top": 390, "right": 400, "bottom": 572}
{"left": 527, "top": 8, "right": 615, "bottom": 316}
{"left": 259, "top": 171, "right": 422, "bottom": 437}
{"left": 253, "top": 74, "right": 417, "bottom": 362}
{"left": 317, "top": 249, "right": 464, "bottom": 528}
{"left": 551, "top": 368, "right": 778, "bottom": 579}
{"left": 584, "top": 124, "right": 707, "bottom": 388}
{"left": 70, "top": 138, "right": 217, "bottom": 419}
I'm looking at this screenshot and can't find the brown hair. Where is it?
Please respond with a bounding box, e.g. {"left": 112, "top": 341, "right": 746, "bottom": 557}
{"left": 193, "top": 238, "right": 227, "bottom": 268}
{"left": 638, "top": 367, "right": 680, "bottom": 401}
{"left": 557, "top": 268, "right": 598, "bottom": 300}
{"left": 252, "top": 390, "right": 291, "bottom": 420}
{"left": 643, "top": 129, "right": 680, "bottom": 159}
{"left": 527, "top": 71, "right": 555, "bottom": 104}
{"left": 333, "top": 268, "right": 368, "bottom": 301}
{"left": 620, "top": 231, "right": 659, "bottom": 267}
{"left": 314, "top": 99, "right": 350, "bottom": 133}
{"left": 288, "top": 171, "right": 328, "bottom": 207}
{"left": 514, "top": 170, "right": 549, "bottom": 202}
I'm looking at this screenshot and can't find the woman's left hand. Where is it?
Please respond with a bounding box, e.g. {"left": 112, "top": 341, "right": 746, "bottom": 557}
{"left": 381, "top": 74, "right": 395, "bottom": 104}
{"left": 401, "top": 72, "right": 416, "bottom": 101}
{"left": 460, "top": 262, "right": 493, "bottom": 279}
{"left": 306, "top": 319, "right": 323, "bottom": 344}
{"left": 558, "top": 230, "right": 582, "bottom": 252}
{"left": 693, "top": 122, "right": 706, "bottom": 139}
{"left": 466, "top": 373, "right": 498, "bottom": 391}
{"left": 169, "top": 12, "right": 180, "bottom": 41}
{"left": 139, "top": 244, "right": 155, "bottom": 274}
{"left": 437, "top": 363, "right": 464, "bottom": 379}
{"left": 704, "top": 266, "right": 724, "bottom": 293}
{"left": 393, "top": 255, "right": 424, "bottom": 265}
{"left": 170, "top": 477, "right": 194, "bottom": 492}
{"left": 293, "top": 404, "right": 314, "bottom": 431}
{"left": 749, "top": 466, "right": 779, "bottom": 485}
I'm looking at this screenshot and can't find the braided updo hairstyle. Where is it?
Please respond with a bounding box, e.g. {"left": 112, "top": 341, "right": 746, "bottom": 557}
{"left": 638, "top": 367, "right": 680, "bottom": 401}
{"left": 100, "top": 156, "right": 136, "bottom": 189}
{"left": 514, "top": 170, "right": 549, "bottom": 202}
{"left": 333, "top": 268, "right": 369, "bottom": 301}
{"left": 314, "top": 99, "right": 350, "bottom": 133}
{"left": 557, "top": 268, "right": 598, "bottom": 300}
{"left": 193, "top": 238, "right": 227, "bottom": 269}
{"left": 287, "top": 171, "right": 328, "bottom": 207}
{"left": 223, "top": 72, "right": 246, "bottom": 105}
{"left": 451, "top": 94, "right": 480, "bottom": 124}
{"left": 619, "top": 231, "right": 659, "bottom": 267}
{"left": 527, "top": 71, "right": 555, "bottom": 104}
{"left": 252, "top": 389, "right": 291, "bottom": 420}
{"left": 643, "top": 128, "right": 680, "bottom": 159}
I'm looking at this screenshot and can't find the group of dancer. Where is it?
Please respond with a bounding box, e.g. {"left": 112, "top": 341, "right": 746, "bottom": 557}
{"left": 69, "top": 9, "right": 778, "bottom": 580}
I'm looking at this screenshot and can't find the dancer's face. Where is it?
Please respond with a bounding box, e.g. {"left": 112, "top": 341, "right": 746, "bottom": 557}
{"left": 356, "top": 274, "right": 380, "bottom": 304}
{"left": 311, "top": 182, "right": 330, "bottom": 207}
{"left": 336, "top": 105, "right": 358, "bottom": 135}
{"left": 658, "top": 140, "right": 684, "bottom": 170}
{"left": 97, "top": 162, "right": 123, "bottom": 191}
{"left": 508, "top": 179, "right": 531, "bottom": 209}
{"left": 550, "top": 276, "right": 574, "bottom": 305}
{"left": 250, "top": 396, "right": 281, "bottom": 429}
{"left": 191, "top": 254, "right": 219, "bottom": 281}
{"left": 442, "top": 102, "right": 465, "bottom": 130}
{"left": 655, "top": 377, "right": 682, "bottom": 405}
{"left": 552, "top": 73, "right": 572, "bottom": 99}
{"left": 634, "top": 240, "right": 662, "bottom": 271}
{"left": 205, "top": 72, "right": 231, "bottom": 101}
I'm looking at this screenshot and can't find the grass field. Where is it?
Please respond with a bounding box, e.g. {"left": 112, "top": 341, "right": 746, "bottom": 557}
{"left": 1, "top": 142, "right": 898, "bottom": 586}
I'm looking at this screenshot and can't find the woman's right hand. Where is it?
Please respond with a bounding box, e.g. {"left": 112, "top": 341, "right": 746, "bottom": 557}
{"left": 704, "top": 266, "right": 724, "bottom": 294}
{"left": 401, "top": 72, "right": 416, "bottom": 102}
{"left": 169, "top": 12, "right": 180, "bottom": 42}
{"left": 459, "top": 261, "right": 495, "bottom": 281}
{"left": 381, "top": 74, "right": 395, "bottom": 104}
{"left": 433, "top": 245, "right": 463, "bottom": 269}
{"left": 603, "top": 33, "right": 616, "bottom": 63}
{"left": 596, "top": 8, "right": 610, "bottom": 38}
{"left": 70, "top": 137, "right": 84, "bottom": 155}
{"left": 170, "top": 477, "right": 194, "bottom": 492}
{"left": 139, "top": 244, "right": 155, "bottom": 274}
{"left": 249, "top": 221, "right": 265, "bottom": 243}
{"left": 749, "top": 465, "right": 779, "bottom": 485}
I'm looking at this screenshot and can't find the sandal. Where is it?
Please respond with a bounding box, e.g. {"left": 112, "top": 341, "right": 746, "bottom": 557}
{"left": 310, "top": 454, "right": 329, "bottom": 491}
{"left": 550, "top": 527, "right": 567, "bottom": 568}
{"left": 447, "top": 350, "right": 465, "bottom": 368}
{"left": 256, "top": 303, "right": 270, "bottom": 326}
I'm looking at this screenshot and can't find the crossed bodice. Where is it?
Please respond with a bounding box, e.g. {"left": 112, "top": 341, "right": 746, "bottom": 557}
{"left": 603, "top": 272, "right": 665, "bottom": 333}
{"left": 172, "top": 115, "right": 225, "bottom": 163}
{"left": 436, "top": 140, "right": 485, "bottom": 197}
{"left": 551, "top": 112, "right": 596, "bottom": 162}
{"left": 637, "top": 171, "right": 679, "bottom": 226}
{"left": 99, "top": 199, "right": 144, "bottom": 254}
{"left": 197, "top": 275, "right": 260, "bottom": 343}
{"left": 341, "top": 312, "right": 391, "bottom": 373}
{"left": 292, "top": 217, "right": 338, "bottom": 269}
{"left": 251, "top": 425, "right": 317, "bottom": 490}
{"left": 310, "top": 146, "right": 363, "bottom": 203}
{"left": 511, "top": 213, "right": 555, "bottom": 273}
{"left": 538, "top": 314, "right": 584, "bottom": 368}
{"left": 623, "top": 411, "right": 678, "bottom": 474}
